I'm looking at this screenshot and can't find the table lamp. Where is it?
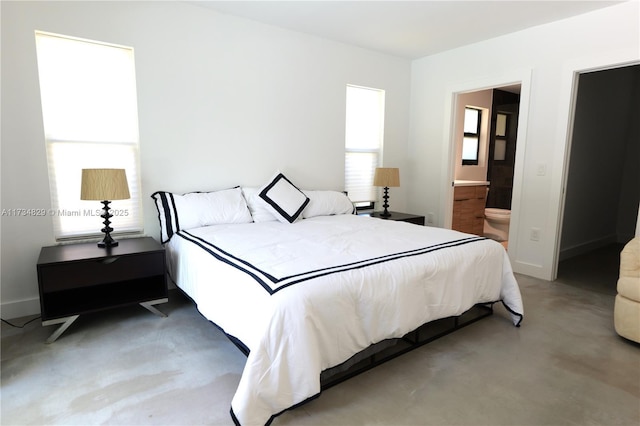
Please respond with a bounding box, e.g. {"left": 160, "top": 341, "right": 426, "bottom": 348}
{"left": 81, "top": 168, "right": 130, "bottom": 248}
{"left": 373, "top": 167, "right": 400, "bottom": 218}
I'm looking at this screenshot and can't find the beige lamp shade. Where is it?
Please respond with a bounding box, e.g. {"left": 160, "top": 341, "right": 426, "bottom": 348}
{"left": 373, "top": 167, "right": 400, "bottom": 188}
{"left": 80, "top": 169, "right": 130, "bottom": 201}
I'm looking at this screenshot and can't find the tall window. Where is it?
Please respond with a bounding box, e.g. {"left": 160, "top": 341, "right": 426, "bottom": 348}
{"left": 345, "top": 85, "right": 385, "bottom": 208}
{"left": 35, "top": 31, "right": 143, "bottom": 240}
{"left": 462, "top": 107, "right": 481, "bottom": 165}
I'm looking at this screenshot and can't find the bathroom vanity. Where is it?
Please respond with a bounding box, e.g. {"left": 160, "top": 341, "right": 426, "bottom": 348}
{"left": 452, "top": 181, "right": 488, "bottom": 236}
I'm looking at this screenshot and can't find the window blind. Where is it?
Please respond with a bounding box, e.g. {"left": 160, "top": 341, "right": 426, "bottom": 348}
{"left": 35, "top": 31, "right": 143, "bottom": 240}
{"left": 344, "top": 85, "right": 385, "bottom": 204}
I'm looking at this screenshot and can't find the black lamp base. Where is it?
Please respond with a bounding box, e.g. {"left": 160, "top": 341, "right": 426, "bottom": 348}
{"left": 98, "top": 235, "right": 118, "bottom": 248}
{"left": 98, "top": 200, "right": 118, "bottom": 248}
{"left": 380, "top": 186, "right": 392, "bottom": 217}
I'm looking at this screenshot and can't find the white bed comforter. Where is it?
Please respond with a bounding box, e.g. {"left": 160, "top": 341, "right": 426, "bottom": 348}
{"left": 165, "top": 214, "right": 523, "bottom": 426}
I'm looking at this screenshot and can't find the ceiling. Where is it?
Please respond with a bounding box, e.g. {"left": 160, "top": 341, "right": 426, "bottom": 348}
{"left": 187, "top": 1, "right": 624, "bottom": 59}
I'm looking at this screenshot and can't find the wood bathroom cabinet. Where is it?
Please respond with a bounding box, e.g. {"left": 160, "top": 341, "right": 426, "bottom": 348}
{"left": 452, "top": 185, "right": 487, "bottom": 235}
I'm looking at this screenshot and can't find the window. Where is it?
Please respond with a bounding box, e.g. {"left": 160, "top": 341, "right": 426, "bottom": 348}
{"left": 345, "top": 85, "right": 385, "bottom": 209}
{"left": 35, "top": 31, "right": 143, "bottom": 240}
{"left": 462, "top": 107, "right": 481, "bottom": 165}
{"left": 494, "top": 113, "right": 508, "bottom": 161}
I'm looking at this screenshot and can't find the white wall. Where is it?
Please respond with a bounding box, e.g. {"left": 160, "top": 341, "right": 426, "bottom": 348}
{"left": 0, "top": 1, "right": 411, "bottom": 318}
{"left": 408, "top": 1, "right": 639, "bottom": 280}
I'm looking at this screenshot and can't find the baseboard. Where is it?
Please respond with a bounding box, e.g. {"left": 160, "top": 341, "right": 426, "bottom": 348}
{"left": 513, "top": 260, "right": 548, "bottom": 280}
{"left": 559, "top": 235, "right": 618, "bottom": 261}
{"left": 1, "top": 297, "right": 41, "bottom": 321}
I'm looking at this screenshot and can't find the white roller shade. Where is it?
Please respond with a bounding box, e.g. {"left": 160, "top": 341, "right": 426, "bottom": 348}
{"left": 35, "top": 31, "right": 143, "bottom": 240}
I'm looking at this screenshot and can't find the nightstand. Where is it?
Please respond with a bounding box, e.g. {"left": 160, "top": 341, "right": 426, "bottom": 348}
{"left": 37, "top": 237, "right": 168, "bottom": 343}
{"left": 364, "top": 211, "right": 426, "bottom": 226}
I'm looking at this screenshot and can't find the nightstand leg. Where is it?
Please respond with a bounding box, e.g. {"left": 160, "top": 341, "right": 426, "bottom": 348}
{"left": 140, "top": 298, "right": 168, "bottom": 318}
{"left": 43, "top": 315, "right": 80, "bottom": 344}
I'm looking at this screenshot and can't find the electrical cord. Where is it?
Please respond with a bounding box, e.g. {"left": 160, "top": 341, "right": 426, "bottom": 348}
{"left": 1, "top": 316, "right": 41, "bottom": 328}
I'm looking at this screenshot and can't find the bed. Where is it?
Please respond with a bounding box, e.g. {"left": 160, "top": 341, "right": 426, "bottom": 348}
{"left": 152, "top": 174, "right": 524, "bottom": 426}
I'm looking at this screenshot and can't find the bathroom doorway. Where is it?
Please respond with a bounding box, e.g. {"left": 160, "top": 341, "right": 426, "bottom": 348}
{"left": 451, "top": 85, "right": 521, "bottom": 249}
{"left": 443, "top": 69, "right": 531, "bottom": 265}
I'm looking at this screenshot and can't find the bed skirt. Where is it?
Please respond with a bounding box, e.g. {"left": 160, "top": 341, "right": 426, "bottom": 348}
{"left": 318, "top": 303, "right": 494, "bottom": 390}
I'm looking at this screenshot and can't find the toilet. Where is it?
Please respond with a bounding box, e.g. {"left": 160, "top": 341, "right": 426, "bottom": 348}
{"left": 484, "top": 208, "right": 511, "bottom": 242}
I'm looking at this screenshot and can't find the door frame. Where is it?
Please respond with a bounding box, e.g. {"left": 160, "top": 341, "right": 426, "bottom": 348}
{"left": 442, "top": 69, "right": 532, "bottom": 264}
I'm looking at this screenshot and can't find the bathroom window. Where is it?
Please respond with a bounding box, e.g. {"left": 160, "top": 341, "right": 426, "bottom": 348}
{"left": 462, "top": 107, "right": 481, "bottom": 165}
{"left": 494, "top": 113, "right": 508, "bottom": 161}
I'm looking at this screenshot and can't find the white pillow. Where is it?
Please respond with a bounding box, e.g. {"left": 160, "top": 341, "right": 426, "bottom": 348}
{"left": 241, "top": 187, "right": 278, "bottom": 223}
{"left": 151, "top": 187, "right": 252, "bottom": 243}
{"left": 258, "top": 172, "right": 309, "bottom": 224}
{"left": 302, "top": 190, "right": 356, "bottom": 218}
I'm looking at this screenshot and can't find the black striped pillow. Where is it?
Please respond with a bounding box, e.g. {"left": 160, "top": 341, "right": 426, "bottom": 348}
{"left": 151, "top": 187, "right": 252, "bottom": 243}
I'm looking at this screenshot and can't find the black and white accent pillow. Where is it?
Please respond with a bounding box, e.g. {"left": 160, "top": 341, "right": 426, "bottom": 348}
{"left": 258, "top": 172, "right": 310, "bottom": 224}
{"left": 151, "top": 187, "right": 252, "bottom": 243}
{"left": 151, "top": 191, "right": 179, "bottom": 243}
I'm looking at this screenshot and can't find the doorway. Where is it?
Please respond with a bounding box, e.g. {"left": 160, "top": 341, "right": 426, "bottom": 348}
{"left": 450, "top": 85, "right": 522, "bottom": 249}
{"left": 557, "top": 64, "right": 640, "bottom": 292}
{"left": 443, "top": 69, "right": 532, "bottom": 268}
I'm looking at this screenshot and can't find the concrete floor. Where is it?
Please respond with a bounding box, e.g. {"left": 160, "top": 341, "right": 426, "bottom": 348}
{"left": 2, "top": 246, "right": 639, "bottom": 425}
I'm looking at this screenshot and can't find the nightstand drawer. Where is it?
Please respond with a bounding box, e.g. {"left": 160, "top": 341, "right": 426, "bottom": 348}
{"left": 40, "top": 252, "right": 164, "bottom": 292}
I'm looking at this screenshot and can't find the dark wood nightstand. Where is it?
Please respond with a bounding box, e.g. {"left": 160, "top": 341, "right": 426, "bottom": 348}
{"left": 363, "top": 211, "right": 426, "bottom": 226}
{"left": 37, "top": 237, "right": 167, "bottom": 343}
